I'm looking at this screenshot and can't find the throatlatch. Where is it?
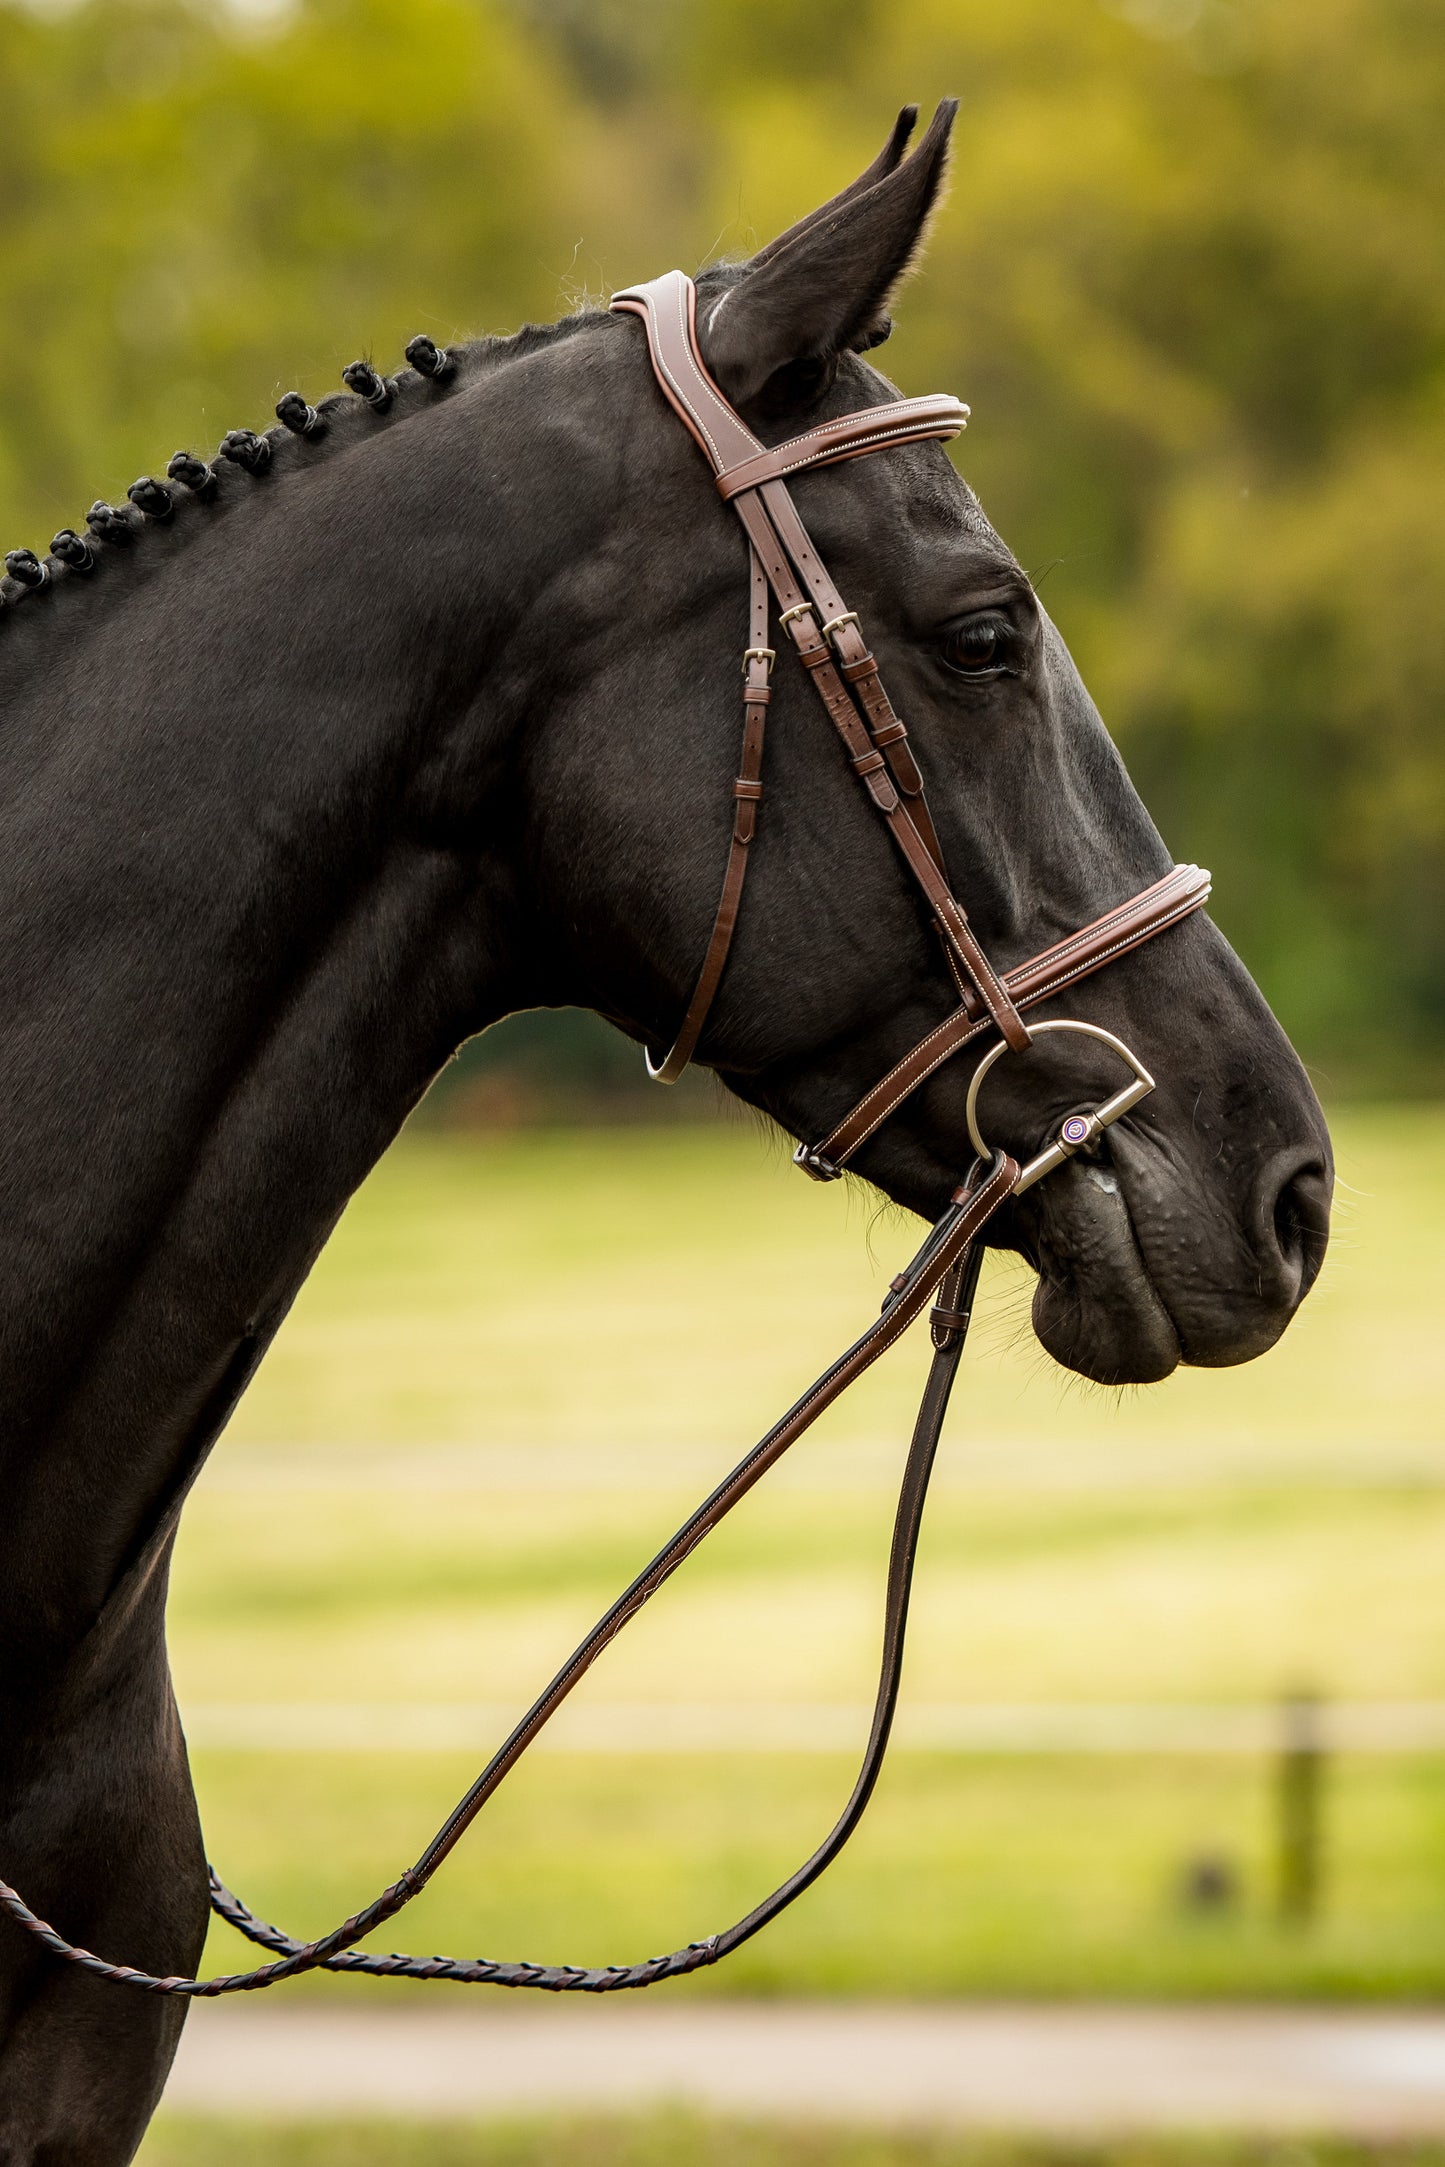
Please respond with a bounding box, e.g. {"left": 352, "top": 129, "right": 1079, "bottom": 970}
{"left": 0, "top": 272, "right": 1209, "bottom": 2000}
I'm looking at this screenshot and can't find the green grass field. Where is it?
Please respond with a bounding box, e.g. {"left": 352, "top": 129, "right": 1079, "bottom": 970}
{"left": 168, "top": 1107, "right": 1445, "bottom": 2000}
{"left": 136, "top": 2127, "right": 1445, "bottom": 2167}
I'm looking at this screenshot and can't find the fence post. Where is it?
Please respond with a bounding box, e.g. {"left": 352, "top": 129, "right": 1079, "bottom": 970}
{"left": 1277, "top": 1689, "right": 1325, "bottom": 1924}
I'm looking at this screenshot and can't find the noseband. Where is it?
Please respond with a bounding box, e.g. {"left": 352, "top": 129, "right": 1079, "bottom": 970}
{"left": 0, "top": 275, "right": 1209, "bottom": 2001}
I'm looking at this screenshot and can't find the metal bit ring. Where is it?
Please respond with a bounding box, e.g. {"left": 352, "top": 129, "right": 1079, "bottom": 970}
{"left": 965, "top": 1019, "right": 1156, "bottom": 1194}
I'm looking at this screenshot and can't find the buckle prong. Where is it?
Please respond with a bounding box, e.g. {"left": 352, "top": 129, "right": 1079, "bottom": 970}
{"left": 792, "top": 1140, "right": 841, "bottom": 1182}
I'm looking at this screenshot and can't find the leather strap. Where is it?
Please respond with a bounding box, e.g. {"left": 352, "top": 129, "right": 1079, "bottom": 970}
{"left": 212, "top": 1231, "right": 988, "bottom": 1985}
{"left": 714, "top": 394, "right": 968, "bottom": 500}
{"left": 0, "top": 1154, "right": 1019, "bottom": 1995}
{"left": 612, "top": 272, "right": 1031, "bottom": 1061}
{"left": 611, "top": 273, "right": 760, "bottom": 475}
{"left": 646, "top": 549, "right": 773, "bottom": 1081}
{"left": 727, "top": 491, "right": 947, "bottom": 871}
{"left": 796, "top": 863, "right": 1212, "bottom": 1178}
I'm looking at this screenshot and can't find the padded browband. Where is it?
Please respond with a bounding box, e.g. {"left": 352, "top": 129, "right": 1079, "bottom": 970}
{"left": 713, "top": 394, "right": 969, "bottom": 500}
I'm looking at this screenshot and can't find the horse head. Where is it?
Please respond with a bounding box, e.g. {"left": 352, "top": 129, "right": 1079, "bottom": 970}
{"left": 512, "top": 101, "right": 1331, "bottom": 1383}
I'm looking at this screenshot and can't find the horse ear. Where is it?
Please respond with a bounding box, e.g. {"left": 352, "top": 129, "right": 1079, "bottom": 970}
{"left": 701, "top": 99, "right": 957, "bottom": 421}
{"left": 746, "top": 105, "right": 920, "bottom": 271}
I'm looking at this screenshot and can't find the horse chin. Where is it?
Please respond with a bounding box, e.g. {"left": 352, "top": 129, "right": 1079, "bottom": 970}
{"left": 1022, "top": 1159, "right": 1183, "bottom": 1386}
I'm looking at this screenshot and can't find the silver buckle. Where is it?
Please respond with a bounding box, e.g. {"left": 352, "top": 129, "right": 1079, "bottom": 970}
{"left": 965, "top": 1020, "right": 1155, "bottom": 1194}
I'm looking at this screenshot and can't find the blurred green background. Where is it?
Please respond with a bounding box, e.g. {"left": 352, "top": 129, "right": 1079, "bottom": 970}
{"left": 172, "top": 1111, "right": 1445, "bottom": 2004}
{"left": 131, "top": 2134, "right": 1445, "bottom": 2167}
{"left": 3, "top": 0, "right": 1442, "bottom": 2152}
{"left": 2, "top": 0, "right": 1442, "bottom": 1087}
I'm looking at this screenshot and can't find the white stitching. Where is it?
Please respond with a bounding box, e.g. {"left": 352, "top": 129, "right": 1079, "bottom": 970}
{"left": 1010, "top": 869, "right": 1208, "bottom": 981}
{"left": 824, "top": 1007, "right": 983, "bottom": 1152}
{"left": 663, "top": 278, "right": 737, "bottom": 471}
{"left": 631, "top": 277, "right": 740, "bottom": 473}
{"left": 834, "top": 1014, "right": 988, "bottom": 1155}
{"left": 718, "top": 415, "right": 964, "bottom": 496}
{"left": 785, "top": 395, "right": 961, "bottom": 448}
{"left": 774, "top": 425, "right": 955, "bottom": 477}
{"left": 667, "top": 278, "right": 724, "bottom": 462}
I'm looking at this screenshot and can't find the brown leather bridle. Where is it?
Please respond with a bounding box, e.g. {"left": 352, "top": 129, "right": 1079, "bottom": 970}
{"left": 0, "top": 275, "right": 1210, "bottom": 2001}
{"left": 610, "top": 270, "right": 1210, "bottom": 1184}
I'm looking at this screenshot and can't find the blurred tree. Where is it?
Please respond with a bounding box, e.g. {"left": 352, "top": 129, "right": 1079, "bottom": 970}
{"left": 0, "top": 0, "right": 595, "bottom": 530}
{"left": 1, "top": 0, "right": 1439, "bottom": 1091}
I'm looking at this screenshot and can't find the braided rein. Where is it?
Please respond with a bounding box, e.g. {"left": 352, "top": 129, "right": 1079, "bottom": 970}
{"left": 0, "top": 1156, "right": 1017, "bottom": 1996}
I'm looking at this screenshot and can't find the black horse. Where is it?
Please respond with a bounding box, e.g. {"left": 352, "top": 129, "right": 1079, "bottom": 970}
{"left": 0, "top": 105, "right": 1329, "bottom": 2157}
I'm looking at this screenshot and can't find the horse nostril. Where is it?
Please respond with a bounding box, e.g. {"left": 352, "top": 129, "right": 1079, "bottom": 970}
{"left": 1258, "top": 1150, "right": 1332, "bottom": 1308}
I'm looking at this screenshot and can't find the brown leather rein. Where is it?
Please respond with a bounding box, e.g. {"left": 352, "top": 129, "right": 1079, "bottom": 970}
{"left": 0, "top": 275, "right": 1208, "bottom": 1998}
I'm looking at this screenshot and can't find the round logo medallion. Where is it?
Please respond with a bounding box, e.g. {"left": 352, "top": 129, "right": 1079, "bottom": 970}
{"left": 1061, "top": 1115, "right": 1091, "bottom": 1145}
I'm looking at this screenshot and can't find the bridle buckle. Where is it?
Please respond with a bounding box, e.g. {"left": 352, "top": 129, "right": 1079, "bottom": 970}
{"left": 965, "top": 1019, "right": 1156, "bottom": 1195}
{"left": 792, "top": 1140, "right": 842, "bottom": 1182}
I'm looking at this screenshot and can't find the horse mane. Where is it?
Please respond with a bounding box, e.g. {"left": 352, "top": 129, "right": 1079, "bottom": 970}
{"left": 0, "top": 310, "right": 602, "bottom": 666}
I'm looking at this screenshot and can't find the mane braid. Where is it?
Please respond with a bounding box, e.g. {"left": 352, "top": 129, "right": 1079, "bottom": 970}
{"left": 0, "top": 311, "right": 601, "bottom": 654}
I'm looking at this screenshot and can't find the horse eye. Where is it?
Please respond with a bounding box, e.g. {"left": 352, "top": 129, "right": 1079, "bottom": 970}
{"left": 941, "top": 616, "right": 1014, "bottom": 678}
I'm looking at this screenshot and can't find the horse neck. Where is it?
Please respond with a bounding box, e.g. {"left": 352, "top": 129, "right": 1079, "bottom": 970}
{"left": 0, "top": 384, "right": 565, "bottom": 1670}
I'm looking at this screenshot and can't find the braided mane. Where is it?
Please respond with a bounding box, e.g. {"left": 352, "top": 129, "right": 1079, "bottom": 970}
{"left": 0, "top": 313, "right": 599, "bottom": 655}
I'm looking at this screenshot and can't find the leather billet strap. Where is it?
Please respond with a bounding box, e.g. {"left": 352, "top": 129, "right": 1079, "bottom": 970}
{"left": 646, "top": 548, "right": 773, "bottom": 1082}
{"left": 797, "top": 862, "right": 1213, "bottom": 1179}
{"left": 610, "top": 271, "right": 1031, "bottom": 1063}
